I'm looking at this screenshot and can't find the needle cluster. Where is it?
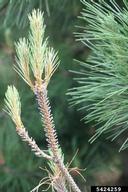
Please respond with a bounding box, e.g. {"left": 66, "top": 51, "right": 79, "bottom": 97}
{"left": 69, "top": 0, "right": 128, "bottom": 151}
{"left": 15, "top": 9, "right": 59, "bottom": 89}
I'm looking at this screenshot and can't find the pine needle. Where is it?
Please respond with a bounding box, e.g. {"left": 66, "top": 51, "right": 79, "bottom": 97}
{"left": 44, "top": 47, "right": 60, "bottom": 85}
{"left": 15, "top": 38, "right": 33, "bottom": 89}
{"left": 69, "top": 0, "right": 128, "bottom": 151}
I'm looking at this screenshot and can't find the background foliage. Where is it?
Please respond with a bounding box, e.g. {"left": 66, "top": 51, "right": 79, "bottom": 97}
{"left": 69, "top": 0, "right": 128, "bottom": 151}
{"left": 0, "top": 0, "right": 126, "bottom": 191}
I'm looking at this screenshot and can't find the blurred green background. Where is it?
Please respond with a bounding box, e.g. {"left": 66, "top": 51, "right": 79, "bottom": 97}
{"left": 0, "top": 0, "right": 127, "bottom": 191}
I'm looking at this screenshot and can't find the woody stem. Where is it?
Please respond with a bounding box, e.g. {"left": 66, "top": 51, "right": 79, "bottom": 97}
{"left": 34, "top": 83, "right": 82, "bottom": 192}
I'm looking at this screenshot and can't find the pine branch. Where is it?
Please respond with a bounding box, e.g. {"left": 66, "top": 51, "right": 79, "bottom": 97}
{"left": 69, "top": 0, "right": 128, "bottom": 150}
{"left": 4, "top": 85, "right": 52, "bottom": 161}
{"left": 16, "top": 127, "right": 52, "bottom": 160}
{"left": 34, "top": 83, "right": 82, "bottom": 192}
{"left": 34, "top": 83, "right": 59, "bottom": 157}
{"left": 5, "top": 9, "right": 83, "bottom": 192}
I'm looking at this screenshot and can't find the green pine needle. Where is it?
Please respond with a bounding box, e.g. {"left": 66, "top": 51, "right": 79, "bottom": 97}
{"left": 69, "top": 0, "right": 128, "bottom": 151}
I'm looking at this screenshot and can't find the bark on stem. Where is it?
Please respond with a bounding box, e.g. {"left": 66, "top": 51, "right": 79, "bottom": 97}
{"left": 34, "top": 83, "right": 82, "bottom": 192}
{"left": 17, "top": 127, "right": 52, "bottom": 160}
{"left": 34, "top": 83, "right": 59, "bottom": 157}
